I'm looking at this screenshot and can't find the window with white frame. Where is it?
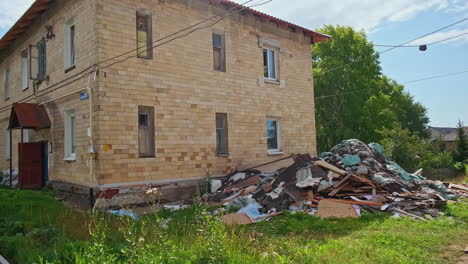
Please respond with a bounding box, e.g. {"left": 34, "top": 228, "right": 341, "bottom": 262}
{"left": 21, "top": 50, "right": 29, "bottom": 90}
{"left": 64, "top": 18, "right": 75, "bottom": 69}
{"left": 64, "top": 109, "right": 76, "bottom": 160}
{"left": 266, "top": 118, "right": 281, "bottom": 152}
{"left": 3, "top": 69, "right": 9, "bottom": 100}
{"left": 5, "top": 129, "right": 10, "bottom": 160}
{"left": 263, "top": 48, "right": 278, "bottom": 80}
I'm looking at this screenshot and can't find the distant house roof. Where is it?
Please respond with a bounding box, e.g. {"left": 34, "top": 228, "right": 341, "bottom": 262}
{"left": 430, "top": 126, "right": 468, "bottom": 142}
{"left": 0, "top": 0, "right": 331, "bottom": 52}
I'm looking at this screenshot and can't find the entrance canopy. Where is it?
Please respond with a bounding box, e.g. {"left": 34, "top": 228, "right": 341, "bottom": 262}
{"left": 9, "top": 103, "right": 51, "bottom": 129}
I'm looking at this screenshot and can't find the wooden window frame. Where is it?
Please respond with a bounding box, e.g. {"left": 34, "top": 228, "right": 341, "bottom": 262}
{"left": 21, "top": 50, "right": 29, "bottom": 90}
{"left": 136, "top": 10, "right": 153, "bottom": 59}
{"left": 138, "top": 106, "right": 155, "bottom": 158}
{"left": 266, "top": 118, "right": 281, "bottom": 153}
{"left": 64, "top": 18, "right": 76, "bottom": 70}
{"left": 212, "top": 32, "right": 226, "bottom": 72}
{"left": 64, "top": 109, "right": 76, "bottom": 161}
{"left": 3, "top": 69, "right": 9, "bottom": 100}
{"left": 216, "top": 113, "right": 229, "bottom": 156}
{"left": 263, "top": 47, "right": 278, "bottom": 81}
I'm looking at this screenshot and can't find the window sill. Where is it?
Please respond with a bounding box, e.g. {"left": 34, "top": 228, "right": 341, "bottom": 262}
{"left": 264, "top": 79, "right": 280, "bottom": 84}
{"left": 65, "top": 65, "right": 76, "bottom": 73}
{"left": 217, "top": 154, "right": 230, "bottom": 157}
{"left": 22, "top": 87, "right": 29, "bottom": 91}
{"left": 267, "top": 151, "right": 284, "bottom": 156}
{"left": 64, "top": 155, "right": 76, "bottom": 162}
{"left": 4, "top": 97, "right": 10, "bottom": 101}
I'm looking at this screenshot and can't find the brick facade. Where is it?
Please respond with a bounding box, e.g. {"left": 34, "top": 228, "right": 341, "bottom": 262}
{"left": 1, "top": 0, "right": 319, "bottom": 197}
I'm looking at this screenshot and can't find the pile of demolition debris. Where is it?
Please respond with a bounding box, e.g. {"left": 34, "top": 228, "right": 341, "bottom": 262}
{"left": 206, "top": 139, "right": 467, "bottom": 225}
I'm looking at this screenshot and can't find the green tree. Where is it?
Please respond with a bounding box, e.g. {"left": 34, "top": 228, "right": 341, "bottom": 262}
{"left": 312, "top": 25, "right": 430, "bottom": 152}
{"left": 378, "top": 126, "right": 433, "bottom": 172}
{"left": 453, "top": 120, "right": 468, "bottom": 162}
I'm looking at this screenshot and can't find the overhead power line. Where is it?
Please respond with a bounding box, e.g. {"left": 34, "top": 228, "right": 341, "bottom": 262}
{"left": 403, "top": 69, "right": 468, "bottom": 84}
{"left": 318, "top": 17, "right": 468, "bottom": 75}
{"left": 315, "top": 68, "right": 468, "bottom": 100}
{"left": 0, "top": 0, "right": 272, "bottom": 112}
{"left": 374, "top": 31, "right": 468, "bottom": 48}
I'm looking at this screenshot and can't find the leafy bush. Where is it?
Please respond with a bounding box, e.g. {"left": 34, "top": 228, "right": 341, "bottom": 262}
{"left": 420, "top": 152, "right": 454, "bottom": 170}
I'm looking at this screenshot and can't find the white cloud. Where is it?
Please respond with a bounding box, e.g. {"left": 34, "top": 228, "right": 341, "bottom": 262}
{"left": 0, "top": 0, "right": 35, "bottom": 34}
{"left": 233, "top": 0, "right": 462, "bottom": 32}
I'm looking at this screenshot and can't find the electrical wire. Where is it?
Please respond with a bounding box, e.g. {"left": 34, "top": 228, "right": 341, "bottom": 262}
{"left": 314, "top": 68, "right": 468, "bottom": 100}
{"left": 0, "top": 0, "right": 272, "bottom": 112}
{"left": 318, "top": 17, "right": 468, "bottom": 75}
{"left": 374, "top": 31, "right": 468, "bottom": 47}
{"left": 403, "top": 69, "right": 468, "bottom": 84}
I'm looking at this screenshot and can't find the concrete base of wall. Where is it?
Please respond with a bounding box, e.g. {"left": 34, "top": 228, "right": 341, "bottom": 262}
{"left": 50, "top": 177, "right": 212, "bottom": 209}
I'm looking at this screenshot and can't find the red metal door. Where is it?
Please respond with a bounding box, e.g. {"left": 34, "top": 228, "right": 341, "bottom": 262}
{"left": 18, "top": 142, "right": 43, "bottom": 189}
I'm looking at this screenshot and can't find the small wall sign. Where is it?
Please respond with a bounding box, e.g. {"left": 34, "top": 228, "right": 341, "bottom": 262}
{"left": 80, "top": 92, "right": 89, "bottom": 100}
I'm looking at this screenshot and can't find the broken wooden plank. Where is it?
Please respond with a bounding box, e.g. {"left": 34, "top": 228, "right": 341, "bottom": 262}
{"left": 225, "top": 176, "right": 261, "bottom": 193}
{"left": 254, "top": 211, "right": 284, "bottom": 220}
{"left": 314, "top": 160, "right": 347, "bottom": 175}
{"left": 329, "top": 199, "right": 383, "bottom": 206}
{"left": 448, "top": 183, "right": 468, "bottom": 192}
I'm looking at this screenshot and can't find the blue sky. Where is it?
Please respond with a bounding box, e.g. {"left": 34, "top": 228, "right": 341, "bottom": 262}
{"left": 1, "top": 0, "right": 467, "bottom": 127}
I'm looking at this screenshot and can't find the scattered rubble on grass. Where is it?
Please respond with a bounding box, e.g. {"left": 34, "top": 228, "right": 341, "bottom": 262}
{"left": 206, "top": 139, "right": 467, "bottom": 224}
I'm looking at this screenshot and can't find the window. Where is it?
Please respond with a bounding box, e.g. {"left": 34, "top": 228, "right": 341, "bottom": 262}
{"left": 266, "top": 118, "right": 281, "bottom": 152}
{"left": 64, "top": 18, "right": 75, "bottom": 69}
{"left": 5, "top": 129, "right": 10, "bottom": 160}
{"left": 212, "top": 32, "right": 225, "bottom": 72}
{"left": 136, "top": 10, "right": 152, "bottom": 59}
{"left": 138, "top": 106, "right": 155, "bottom": 157}
{"left": 3, "top": 69, "right": 9, "bottom": 100}
{"left": 37, "top": 39, "right": 47, "bottom": 80}
{"left": 21, "top": 50, "right": 28, "bottom": 90}
{"left": 216, "top": 113, "right": 228, "bottom": 156}
{"left": 263, "top": 48, "right": 278, "bottom": 80}
{"left": 64, "top": 110, "right": 76, "bottom": 160}
{"left": 22, "top": 129, "right": 29, "bottom": 143}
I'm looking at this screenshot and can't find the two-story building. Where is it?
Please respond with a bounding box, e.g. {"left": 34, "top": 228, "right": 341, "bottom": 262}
{"left": 0, "top": 0, "right": 330, "bottom": 207}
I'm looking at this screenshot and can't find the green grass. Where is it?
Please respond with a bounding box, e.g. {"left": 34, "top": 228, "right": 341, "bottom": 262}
{"left": 0, "top": 186, "right": 467, "bottom": 264}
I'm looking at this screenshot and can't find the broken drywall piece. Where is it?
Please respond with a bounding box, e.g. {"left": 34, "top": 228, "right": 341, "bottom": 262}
{"left": 210, "top": 179, "right": 222, "bottom": 193}
{"left": 229, "top": 172, "right": 247, "bottom": 182}
{"left": 317, "top": 199, "right": 359, "bottom": 218}
{"left": 296, "top": 167, "right": 320, "bottom": 188}
{"left": 266, "top": 182, "right": 285, "bottom": 199}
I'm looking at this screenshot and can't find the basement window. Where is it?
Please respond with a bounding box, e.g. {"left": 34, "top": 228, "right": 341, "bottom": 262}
{"left": 138, "top": 106, "right": 155, "bottom": 157}
{"left": 64, "top": 109, "right": 76, "bottom": 160}
{"left": 212, "top": 32, "right": 226, "bottom": 72}
{"left": 136, "top": 9, "right": 153, "bottom": 59}
{"left": 216, "top": 113, "right": 229, "bottom": 156}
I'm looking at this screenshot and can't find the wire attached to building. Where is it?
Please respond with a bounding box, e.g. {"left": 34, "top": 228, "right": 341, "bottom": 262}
{"left": 0, "top": 0, "right": 272, "bottom": 112}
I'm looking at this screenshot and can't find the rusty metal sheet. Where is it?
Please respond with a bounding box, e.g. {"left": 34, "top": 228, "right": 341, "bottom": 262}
{"left": 9, "top": 103, "right": 51, "bottom": 129}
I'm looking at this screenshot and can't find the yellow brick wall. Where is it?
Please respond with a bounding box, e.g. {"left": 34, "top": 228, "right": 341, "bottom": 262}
{"left": 0, "top": 0, "right": 98, "bottom": 186}
{"left": 0, "top": 0, "right": 318, "bottom": 188}
{"left": 95, "top": 0, "right": 317, "bottom": 185}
